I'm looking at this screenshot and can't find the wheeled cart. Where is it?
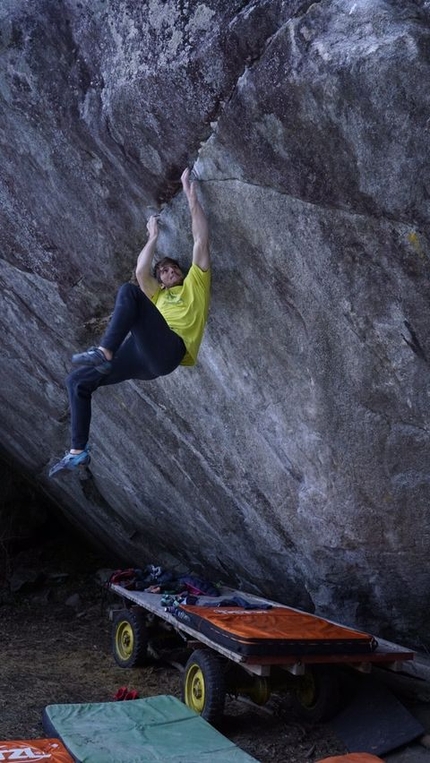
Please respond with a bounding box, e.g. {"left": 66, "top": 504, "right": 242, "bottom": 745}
{"left": 108, "top": 582, "right": 415, "bottom": 726}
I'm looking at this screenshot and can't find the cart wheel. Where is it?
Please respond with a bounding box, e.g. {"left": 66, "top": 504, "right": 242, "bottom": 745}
{"left": 112, "top": 608, "right": 148, "bottom": 668}
{"left": 182, "top": 649, "right": 226, "bottom": 725}
{"left": 291, "top": 665, "right": 340, "bottom": 722}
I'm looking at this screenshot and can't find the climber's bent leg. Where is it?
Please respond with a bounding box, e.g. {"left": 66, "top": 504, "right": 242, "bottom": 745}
{"left": 71, "top": 283, "right": 184, "bottom": 374}
{"left": 100, "top": 282, "right": 186, "bottom": 376}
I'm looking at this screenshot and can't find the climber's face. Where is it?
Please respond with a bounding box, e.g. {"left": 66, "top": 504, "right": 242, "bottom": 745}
{"left": 158, "top": 262, "right": 184, "bottom": 289}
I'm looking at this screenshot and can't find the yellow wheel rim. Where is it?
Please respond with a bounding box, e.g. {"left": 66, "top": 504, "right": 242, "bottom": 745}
{"left": 184, "top": 664, "right": 206, "bottom": 713}
{"left": 115, "top": 621, "right": 134, "bottom": 661}
{"left": 250, "top": 677, "right": 271, "bottom": 705}
{"left": 296, "top": 671, "right": 317, "bottom": 708}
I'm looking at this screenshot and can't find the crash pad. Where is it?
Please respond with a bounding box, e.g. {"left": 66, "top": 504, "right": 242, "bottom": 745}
{"left": 174, "top": 604, "right": 377, "bottom": 656}
{"left": 331, "top": 677, "right": 424, "bottom": 756}
{"left": 42, "top": 694, "right": 259, "bottom": 762}
{"left": 0, "top": 739, "right": 74, "bottom": 761}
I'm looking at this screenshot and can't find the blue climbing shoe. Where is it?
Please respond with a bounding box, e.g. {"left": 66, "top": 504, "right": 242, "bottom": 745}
{"left": 72, "top": 347, "right": 112, "bottom": 374}
{"left": 49, "top": 449, "right": 91, "bottom": 477}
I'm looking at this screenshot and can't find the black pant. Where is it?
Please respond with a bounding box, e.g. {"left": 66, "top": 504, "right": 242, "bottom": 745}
{"left": 66, "top": 283, "right": 186, "bottom": 449}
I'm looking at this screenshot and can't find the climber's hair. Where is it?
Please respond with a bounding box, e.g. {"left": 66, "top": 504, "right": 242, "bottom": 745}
{"left": 153, "top": 257, "right": 184, "bottom": 283}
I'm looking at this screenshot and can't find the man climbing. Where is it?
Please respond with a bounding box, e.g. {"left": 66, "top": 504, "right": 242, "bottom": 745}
{"left": 49, "top": 168, "right": 210, "bottom": 477}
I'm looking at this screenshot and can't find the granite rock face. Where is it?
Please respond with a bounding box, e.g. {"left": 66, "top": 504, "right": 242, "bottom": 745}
{"left": 1, "top": 0, "right": 429, "bottom": 646}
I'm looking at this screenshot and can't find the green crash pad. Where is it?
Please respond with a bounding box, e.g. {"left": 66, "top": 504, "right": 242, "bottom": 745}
{"left": 42, "top": 694, "right": 259, "bottom": 763}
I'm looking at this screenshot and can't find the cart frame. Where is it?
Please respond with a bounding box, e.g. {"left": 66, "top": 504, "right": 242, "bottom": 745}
{"left": 108, "top": 582, "right": 415, "bottom": 723}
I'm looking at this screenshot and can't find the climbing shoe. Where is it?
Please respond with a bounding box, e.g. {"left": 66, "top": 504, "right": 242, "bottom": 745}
{"left": 49, "top": 449, "right": 91, "bottom": 477}
{"left": 71, "top": 346, "right": 112, "bottom": 374}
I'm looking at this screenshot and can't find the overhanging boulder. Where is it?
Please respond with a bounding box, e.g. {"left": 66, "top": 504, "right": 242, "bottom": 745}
{"left": 1, "top": 0, "right": 429, "bottom": 647}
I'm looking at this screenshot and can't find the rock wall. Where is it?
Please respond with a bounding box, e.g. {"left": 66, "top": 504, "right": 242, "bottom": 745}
{"left": 1, "top": 0, "right": 429, "bottom": 646}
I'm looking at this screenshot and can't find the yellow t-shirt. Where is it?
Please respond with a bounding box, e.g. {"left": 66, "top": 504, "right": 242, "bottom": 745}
{"left": 151, "top": 264, "right": 211, "bottom": 366}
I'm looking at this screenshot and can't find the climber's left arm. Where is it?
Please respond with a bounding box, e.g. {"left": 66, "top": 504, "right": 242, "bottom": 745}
{"left": 181, "top": 168, "right": 210, "bottom": 272}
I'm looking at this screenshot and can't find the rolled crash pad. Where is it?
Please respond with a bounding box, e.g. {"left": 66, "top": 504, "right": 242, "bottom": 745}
{"left": 42, "top": 694, "right": 259, "bottom": 762}
{"left": 0, "top": 739, "right": 74, "bottom": 761}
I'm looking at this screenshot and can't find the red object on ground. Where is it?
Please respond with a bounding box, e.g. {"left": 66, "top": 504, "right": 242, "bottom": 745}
{"left": 125, "top": 689, "right": 139, "bottom": 699}
{"left": 113, "top": 685, "right": 129, "bottom": 700}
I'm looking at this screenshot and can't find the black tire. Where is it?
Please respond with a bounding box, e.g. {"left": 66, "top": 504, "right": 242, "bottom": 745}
{"left": 112, "top": 608, "right": 148, "bottom": 668}
{"left": 182, "top": 649, "right": 227, "bottom": 725}
{"left": 290, "top": 665, "right": 340, "bottom": 722}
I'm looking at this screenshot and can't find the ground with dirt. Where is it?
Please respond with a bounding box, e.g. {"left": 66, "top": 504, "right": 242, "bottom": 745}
{"left": 3, "top": 531, "right": 430, "bottom": 763}
{"left": 0, "top": 526, "right": 351, "bottom": 763}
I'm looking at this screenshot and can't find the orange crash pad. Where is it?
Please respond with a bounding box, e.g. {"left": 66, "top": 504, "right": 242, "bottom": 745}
{"left": 176, "top": 604, "right": 378, "bottom": 656}
{"left": 0, "top": 739, "right": 74, "bottom": 761}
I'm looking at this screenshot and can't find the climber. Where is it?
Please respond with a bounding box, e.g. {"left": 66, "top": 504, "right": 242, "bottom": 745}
{"left": 49, "top": 168, "right": 210, "bottom": 477}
